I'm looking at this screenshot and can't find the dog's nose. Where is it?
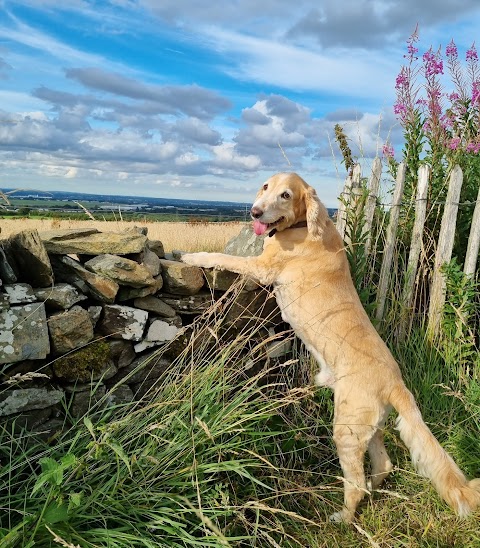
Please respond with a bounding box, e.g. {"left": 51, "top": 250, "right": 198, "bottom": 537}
{"left": 251, "top": 207, "right": 263, "bottom": 219}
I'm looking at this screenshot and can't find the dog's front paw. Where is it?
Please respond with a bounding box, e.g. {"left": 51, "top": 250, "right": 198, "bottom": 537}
{"left": 181, "top": 252, "right": 216, "bottom": 269}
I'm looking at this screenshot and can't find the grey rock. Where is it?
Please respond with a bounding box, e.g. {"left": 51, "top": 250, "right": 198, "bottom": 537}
{"left": 5, "top": 407, "right": 53, "bottom": 433}
{"left": 34, "top": 283, "right": 87, "bottom": 310}
{"left": 171, "top": 249, "right": 186, "bottom": 260}
{"left": 40, "top": 229, "right": 147, "bottom": 255}
{"left": 160, "top": 291, "right": 214, "bottom": 314}
{"left": 105, "top": 385, "right": 135, "bottom": 406}
{"left": 265, "top": 338, "right": 293, "bottom": 359}
{"left": 48, "top": 305, "right": 94, "bottom": 355}
{"left": 97, "top": 304, "right": 148, "bottom": 341}
{"left": 128, "top": 246, "right": 161, "bottom": 277}
{"left": 109, "top": 349, "right": 170, "bottom": 385}
{"left": 70, "top": 385, "right": 107, "bottom": 417}
{"left": 204, "top": 269, "right": 258, "bottom": 292}
{"left": 160, "top": 259, "right": 204, "bottom": 295}
{"left": 0, "top": 303, "right": 50, "bottom": 364}
{"left": 133, "top": 317, "right": 181, "bottom": 353}
{"left": 38, "top": 228, "right": 100, "bottom": 240}
{"left": 31, "top": 417, "right": 65, "bottom": 441}
{"left": 3, "top": 230, "right": 54, "bottom": 286}
{"left": 116, "top": 275, "right": 163, "bottom": 301}
{"left": 84, "top": 254, "right": 156, "bottom": 287}
{"left": 132, "top": 340, "right": 161, "bottom": 353}
{"left": 51, "top": 254, "right": 119, "bottom": 303}
{"left": 88, "top": 305, "right": 102, "bottom": 327}
{"left": 108, "top": 340, "right": 136, "bottom": 368}
{"left": 224, "top": 225, "right": 265, "bottom": 257}
{"left": 223, "top": 289, "right": 281, "bottom": 330}
{"left": 147, "top": 239, "right": 165, "bottom": 258}
{"left": 0, "top": 387, "right": 64, "bottom": 417}
{"left": 133, "top": 295, "right": 176, "bottom": 318}
{"left": 0, "top": 245, "right": 17, "bottom": 283}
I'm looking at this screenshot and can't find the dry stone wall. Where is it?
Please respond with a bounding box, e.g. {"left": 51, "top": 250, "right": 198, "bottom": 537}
{"left": 0, "top": 225, "right": 287, "bottom": 441}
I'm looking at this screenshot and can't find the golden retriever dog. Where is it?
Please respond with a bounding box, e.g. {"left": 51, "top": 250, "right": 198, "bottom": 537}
{"left": 182, "top": 172, "right": 480, "bottom": 523}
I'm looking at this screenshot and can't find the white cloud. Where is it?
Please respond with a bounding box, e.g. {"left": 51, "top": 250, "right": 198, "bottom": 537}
{"left": 198, "top": 27, "right": 398, "bottom": 100}
{"left": 175, "top": 152, "right": 200, "bottom": 166}
{"left": 65, "top": 166, "right": 78, "bottom": 178}
{"left": 211, "top": 143, "right": 261, "bottom": 171}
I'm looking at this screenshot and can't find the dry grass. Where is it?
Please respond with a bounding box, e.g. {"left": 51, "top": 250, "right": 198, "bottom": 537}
{"left": 0, "top": 218, "right": 246, "bottom": 252}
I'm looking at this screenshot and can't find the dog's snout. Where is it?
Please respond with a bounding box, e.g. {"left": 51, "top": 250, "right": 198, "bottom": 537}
{"left": 251, "top": 206, "right": 263, "bottom": 219}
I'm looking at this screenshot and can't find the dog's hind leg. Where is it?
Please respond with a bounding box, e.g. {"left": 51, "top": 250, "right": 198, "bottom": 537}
{"left": 368, "top": 428, "right": 394, "bottom": 490}
{"left": 330, "top": 409, "right": 379, "bottom": 523}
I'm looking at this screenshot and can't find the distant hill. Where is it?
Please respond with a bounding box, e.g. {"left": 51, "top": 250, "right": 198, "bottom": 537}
{"left": 3, "top": 188, "right": 251, "bottom": 209}
{"left": 2, "top": 188, "right": 337, "bottom": 220}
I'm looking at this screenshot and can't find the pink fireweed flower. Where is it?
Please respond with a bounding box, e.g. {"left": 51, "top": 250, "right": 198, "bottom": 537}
{"left": 382, "top": 143, "right": 395, "bottom": 158}
{"left": 404, "top": 27, "right": 419, "bottom": 61}
{"left": 466, "top": 43, "right": 478, "bottom": 62}
{"left": 393, "top": 101, "right": 408, "bottom": 119}
{"left": 449, "top": 137, "right": 461, "bottom": 150}
{"left": 395, "top": 68, "right": 409, "bottom": 90}
{"left": 448, "top": 91, "right": 460, "bottom": 102}
{"left": 466, "top": 141, "right": 480, "bottom": 153}
{"left": 446, "top": 40, "right": 458, "bottom": 60}
{"left": 440, "top": 114, "right": 454, "bottom": 129}
{"left": 406, "top": 42, "right": 419, "bottom": 60}
{"left": 423, "top": 48, "right": 444, "bottom": 77}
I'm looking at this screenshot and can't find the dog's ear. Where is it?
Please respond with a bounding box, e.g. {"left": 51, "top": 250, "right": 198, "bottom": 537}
{"left": 305, "top": 186, "right": 327, "bottom": 241}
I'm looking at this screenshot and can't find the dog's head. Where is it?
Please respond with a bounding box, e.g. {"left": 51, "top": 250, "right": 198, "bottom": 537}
{"left": 250, "top": 172, "right": 328, "bottom": 240}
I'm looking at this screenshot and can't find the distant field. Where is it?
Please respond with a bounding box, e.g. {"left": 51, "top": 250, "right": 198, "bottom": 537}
{"left": 0, "top": 218, "right": 246, "bottom": 253}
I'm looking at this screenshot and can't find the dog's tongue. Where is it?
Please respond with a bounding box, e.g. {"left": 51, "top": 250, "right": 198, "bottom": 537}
{"left": 253, "top": 219, "right": 269, "bottom": 236}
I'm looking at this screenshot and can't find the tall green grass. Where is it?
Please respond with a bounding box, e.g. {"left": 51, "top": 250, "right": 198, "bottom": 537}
{"left": 0, "top": 288, "right": 331, "bottom": 547}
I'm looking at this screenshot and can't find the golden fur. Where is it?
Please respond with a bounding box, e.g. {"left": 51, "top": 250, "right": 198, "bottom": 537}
{"left": 182, "top": 172, "right": 480, "bottom": 522}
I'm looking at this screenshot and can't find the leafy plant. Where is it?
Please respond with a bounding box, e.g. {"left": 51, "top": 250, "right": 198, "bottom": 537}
{"left": 439, "top": 259, "right": 480, "bottom": 375}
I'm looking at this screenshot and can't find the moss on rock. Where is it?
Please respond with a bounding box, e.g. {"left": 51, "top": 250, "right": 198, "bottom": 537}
{"left": 53, "top": 340, "right": 112, "bottom": 382}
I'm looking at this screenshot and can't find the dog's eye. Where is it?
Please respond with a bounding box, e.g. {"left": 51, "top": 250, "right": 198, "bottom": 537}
{"left": 263, "top": 184, "right": 268, "bottom": 191}
{"left": 281, "top": 191, "right": 291, "bottom": 200}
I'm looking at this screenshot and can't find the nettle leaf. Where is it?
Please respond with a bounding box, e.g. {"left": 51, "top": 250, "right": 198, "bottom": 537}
{"left": 31, "top": 454, "right": 77, "bottom": 496}
{"left": 60, "top": 453, "right": 76, "bottom": 468}
{"left": 68, "top": 492, "right": 83, "bottom": 510}
{"left": 42, "top": 501, "right": 69, "bottom": 524}
{"left": 39, "top": 457, "right": 58, "bottom": 473}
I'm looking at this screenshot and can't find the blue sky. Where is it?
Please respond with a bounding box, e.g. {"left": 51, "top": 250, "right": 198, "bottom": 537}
{"left": 1, "top": 1, "right": 480, "bottom": 205}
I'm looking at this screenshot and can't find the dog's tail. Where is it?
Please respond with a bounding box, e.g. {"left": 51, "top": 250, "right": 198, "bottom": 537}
{"left": 389, "top": 384, "right": 480, "bottom": 517}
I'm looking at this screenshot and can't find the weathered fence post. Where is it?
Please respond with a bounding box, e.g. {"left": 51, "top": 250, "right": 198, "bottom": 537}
{"left": 398, "top": 165, "right": 430, "bottom": 340}
{"left": 464, "top": 183, "right": 480, "bottom": 277}
{"left": 427, "top": 165, "right": 464, "bottom": 339}
{"left": 375, "top": 162, "right": 406, "bottom": 322}
{"left": 336, "top": 164, "right": 361, "bottom": 241}
{"left": 364, "top": 158, "right": 382, "bottom": 256}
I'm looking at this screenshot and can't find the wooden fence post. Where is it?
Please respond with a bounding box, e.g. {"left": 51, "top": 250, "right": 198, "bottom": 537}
{"left": 364, "top": 158, "right": 382, "bottom": 256}
{"left": 398, "top": 165, "right": 430, "bottom": 340}
{"left": 375, "top": 162, "right": 406, "bottom": 322}
{"left": 427, "top": 165, "right": 464, "bottom": 339}
{"left": 464, "top": 183, "right": 480, "bottom": 277}
{"left": 336, "top": 164, "right": 361, "bottom": 240}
